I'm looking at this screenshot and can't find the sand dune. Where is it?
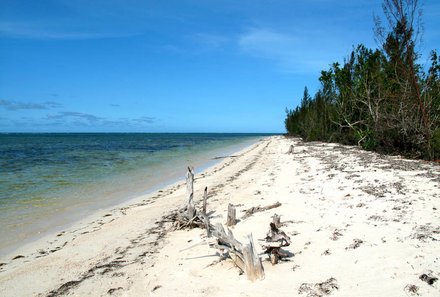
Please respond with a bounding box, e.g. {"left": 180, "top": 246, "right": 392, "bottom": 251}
{"left": 1, "top": 136, "right": 439, "bottom": 296}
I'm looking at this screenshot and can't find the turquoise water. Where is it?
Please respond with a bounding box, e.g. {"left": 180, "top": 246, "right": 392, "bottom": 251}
{"left": 0, "top": 133, "right": 270, "bottom": 256}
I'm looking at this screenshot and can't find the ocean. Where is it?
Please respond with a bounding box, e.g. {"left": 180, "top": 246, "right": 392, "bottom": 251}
{"left": 0, "top": 133, "right": 270, "bottom": 257}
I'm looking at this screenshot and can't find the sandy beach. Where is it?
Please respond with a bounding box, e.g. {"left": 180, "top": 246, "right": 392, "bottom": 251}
{"left": 0, "top": 136, "right": 439, "bottom": 296}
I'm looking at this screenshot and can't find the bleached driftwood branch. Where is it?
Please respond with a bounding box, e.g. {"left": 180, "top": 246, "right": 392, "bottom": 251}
{"left": 272, "top": 213, "right": 281, "bottom": 228}
{"left": 185, "top": 166, "right": 196, "bottom": 220}
{"left": 242, "top": 202, "right": 282, "bottom": 219}
{"left": 210, "top": 223, "right": 264, "bottom": 281}
{"left": 167, "top": 167, "right": 211, "bottom": 234}
{"left": 226, "top": 204, "right": 237, "bottom": 226}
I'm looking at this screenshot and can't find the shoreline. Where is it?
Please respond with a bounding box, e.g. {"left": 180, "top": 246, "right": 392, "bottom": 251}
{"left": 0, "top": 135, "right": 264, "bottom": 258}
{"left": 1, "top": 136, "right": 439, "bottom": 296}
{"left": 0, "top": 136, "right": 267, "bottom": 263}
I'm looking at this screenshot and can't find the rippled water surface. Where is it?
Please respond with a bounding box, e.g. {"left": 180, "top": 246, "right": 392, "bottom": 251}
{"left": 0, "top": 133, "right": 269, "bottom": 256}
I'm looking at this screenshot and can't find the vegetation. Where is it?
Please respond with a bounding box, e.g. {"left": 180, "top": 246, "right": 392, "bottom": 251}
{"left": 285, "top": 0, "right": 440, "bottom": 160}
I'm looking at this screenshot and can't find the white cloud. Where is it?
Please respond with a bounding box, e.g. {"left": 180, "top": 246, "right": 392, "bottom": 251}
{"left": 238, "top": 28, "right": 329, "bottom": 73}
{"left": 238, "top": 27, "right": 363, "bottom": 74}
{"left": 239, "top": 28, "right": 298, "bottom": 59}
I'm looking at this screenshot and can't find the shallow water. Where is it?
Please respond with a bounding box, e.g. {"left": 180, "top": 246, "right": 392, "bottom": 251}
{"left": 0, "top": 133, "right": 270, "bottom": 256}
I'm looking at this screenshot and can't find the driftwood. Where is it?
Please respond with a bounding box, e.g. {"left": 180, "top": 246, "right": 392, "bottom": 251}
{"left": 210, "top": 223, "right": 264, "bottom": 281}
{"left": 419, "top": 273, "right": 438, "bottom": 285}
{"left": 242, "top": 202, "right": 282, "bottom": 219}
{"left": 261, "top": 222, "right": 291, "bottom": 265}
{"left": 272, "top": 213, "right": 281, "bottom": 228}
{"left": 169, "top": 168, "right": 291, "bottom": 280}
{"left": 185, "top": 166, "right": 196, "bottom": 220}
{"left": 226, "top": 204, "right": 237, "bottom": 226}
{"left": 201, "top": 186, "right": 210, "bottom": 237}
{"left": 168, "top": 167, "right": 211, "bottom": 233}
{"left": 202, "top": 186, "right": 208, "bottom": 215}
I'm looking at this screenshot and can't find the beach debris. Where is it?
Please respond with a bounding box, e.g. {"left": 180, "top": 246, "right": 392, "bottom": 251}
{"left": 261, "top": 222, "right": 292, "bottom": 265}
{"left": 411, "top": 224, "right": 440, "bottom": 242}
{"left": 184, "top": 166, "right": 196, "bottom": 220}
{"left": 166, "top": 168, "right": 211, "bottom": 235}
{"left": 330, "top": 229, "right": 343, "bottom": 241}
{"left": 419, "top": 273, "right": 438, "bottom": 285}
{"left": 298, "top": 277, "right": 339, "bottom": 296}
{"left": 210, "top": 223, "right": 265, "bottom": 281}
{"left": 202, "top": 186, "right": 207, "bottom": 215}
{"left": 368, "top": 215, "right": 388, "bottom": 222}
{"left": 12, "top": 255, "right": 24, "bottom": 260}
{"left": 272, "top": 213, "right": 281, "bottom": 228}
{"left": 212, "top": 155, "right": 238, "bottom": 160}
{"left": 226, "top": 203, "right": 237, "bottom": 226}
{"left": 152, "top": 285, "right": 162, "bottom": 292}
{"left": 322, "top": 249, "right": 331, "bottom": 256}
{"left": 167, "top": 166, "right": 267, "bottom": 281}
{"left": 404, "top": 284, "right": 419, "bottom": 295}
{"left": 242, "top": 202, "right": 282, "bottom": 219}
{"left": 345, "top": 239, "right": 364, "bottom": 250}
{"left": 107, "top": 287, "right": 123, "bottom": 295}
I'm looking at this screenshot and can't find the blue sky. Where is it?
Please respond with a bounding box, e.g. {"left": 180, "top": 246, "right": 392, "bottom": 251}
{"left": 1, "top": 0, "right": 439, "bottom": 133}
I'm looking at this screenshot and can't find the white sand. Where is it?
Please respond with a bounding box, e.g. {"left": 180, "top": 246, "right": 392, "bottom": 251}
{"left": 0, "top": 136, "right": 439, "bottom": 296}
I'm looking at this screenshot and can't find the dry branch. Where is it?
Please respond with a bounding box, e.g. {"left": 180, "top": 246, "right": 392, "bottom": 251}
{"left": 272, "top": 213, "right": 281, "bottom": 228}
{"left": 242, "top": 202, "right": 282, "bottom": 219}
{"left": 202, "top": 186, "right": 208, "bottom": 215}
{"left": 210, "top": 224, "right": 264, "bottom": 281}
{"left": 184, "top": 166, "right": 196, "bottom": 220}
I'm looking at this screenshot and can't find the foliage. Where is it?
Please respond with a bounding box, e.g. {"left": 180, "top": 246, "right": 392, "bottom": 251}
{"left": 284, "top": 0, "right": 439, "bottom": 160}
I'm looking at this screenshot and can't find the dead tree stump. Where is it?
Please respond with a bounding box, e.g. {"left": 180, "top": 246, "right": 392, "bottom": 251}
{"left": 226, "top": 204, "right": 237, "bottom": 226}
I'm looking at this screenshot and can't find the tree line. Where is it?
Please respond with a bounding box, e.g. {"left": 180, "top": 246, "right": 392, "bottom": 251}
{"left": 285, "top": 0, "right": 439, "bottom": 160}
